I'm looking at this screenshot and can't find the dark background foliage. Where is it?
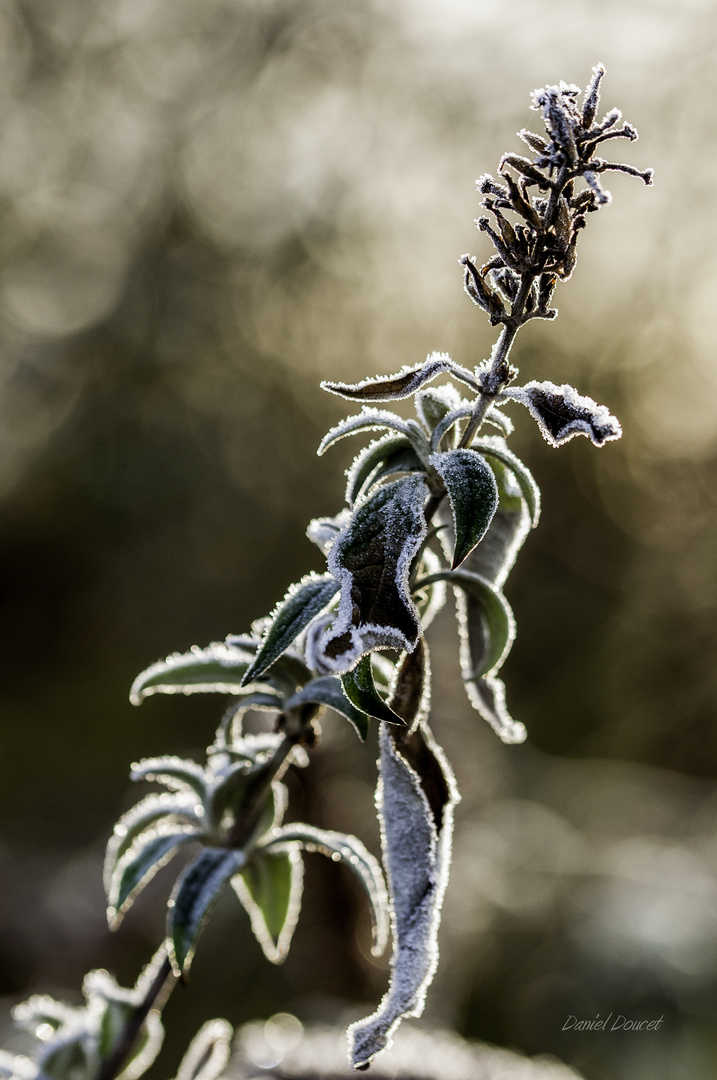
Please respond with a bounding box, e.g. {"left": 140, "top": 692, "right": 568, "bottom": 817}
{"left": 0, "top": 2, "right": 715, "bottom": 1079}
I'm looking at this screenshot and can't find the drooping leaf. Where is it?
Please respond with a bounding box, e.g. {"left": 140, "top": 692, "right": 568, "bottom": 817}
{"left": 232, "top": 846, "right": 303, "bottom": 964}
{"left": 168, "top": 847, "right": 246, "bottom": 976}
{"left": 429, "top": 404, "right": 473, "bottom": 453}
{"left": 130, "top": 756, "right": 207, "bottom": 799}
{"left": 306, "top": 475, "right": 430, "bottom": 674}
{"left": 340, "top": 655, "right": 404, "bottom": 727}
{"left": 174, "top": 1020, "right": 233, "bottom": 1080}
{"left": 264, "top": 824, "right": 389, "bottom": 958}
{"left": 429, "top": 449, "right": 498, "bottom": 568}
{"left": 456, "top": 459, "right": 531, "bottom": 588}
{"left": 107, "top": 826, "right": 201, "bottom": 930}
{"left": 130, "top": 644, "right": 256, "bottom": 706}
{"left": 317, "top": 409, "right": 429, "bottom": 463}
{"left": 241, "top": 574, "right": 340, "bottom": 687}
{"left": 503, "top": 380, "right": 622, "bottom": 447}
{"left": 284, "top": 675, "right": 370, "bottom": 741}
{"left": 321, "top": 352, "right": 478, "bottom": 402}
{"left": 104, "top": 792, "right": 201, "bottom": 892}
{"left": 345, "top": 435, "right": 424, "bottom": 508}
{"left": 348, "top": 724, "right": 458, "bottom": 1069}
{"left": 412, "top": 546, "right": 447, "bottom": 631}
{"left": 472, "top": 436, "right": 541, "bottom": 526}
{"left": 464, "top": 672, "right": 526, "bottom": 745}
{"left": 414, "top": 569, "right": 514, "bottom": 678}
{"left": 387, "top": 638, "right": 431, "bottom": 730}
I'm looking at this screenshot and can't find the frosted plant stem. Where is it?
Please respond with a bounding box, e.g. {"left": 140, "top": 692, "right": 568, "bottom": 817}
{"left": 96, "top": 952, "right": 174, "bottom": 1080}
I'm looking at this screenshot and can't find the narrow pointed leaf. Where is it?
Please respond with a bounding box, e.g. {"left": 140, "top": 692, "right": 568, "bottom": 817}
{"left": 108, "top": 827, "right": 200, "bottom": 930}
{"left": 241, "top": 574, "right": 340, "bottom": 687}
{"left": 414, "top": 383, "right": 463, "bottom": 438}
{"left": 265, "top": 824, "right": 389, "bottom": 958}
{"left": 131, "top": 644, "right": 255, "bottom": 705}
{"left": 345, "top": 435, "right": 423, "bottom": 508}
{"left": 317, "top": 410, "right": 429, "bottom": 462}
{"left": 472, "top": 437, "right": 540, "bottom": 526}
{"left": 348, "top": 724, "right": 458, "bottom": 1069}
{"left": 308, "top": 475, "right": 430, "bottom": 674}
{"left": 104, "top": 793, "right": 201, "bottom": 892}
{"left": 130, "top": 756, "right": 207, "bottom": 798}
{"left": 429, "top": 405, "right": 473, "bottom": 453}
{"left": 168, "top": 847, "right": 246, "bottom": 976}
{"left": 285, "top": 676, "right": 370, "bottom": 741}
{"left": 321, "top": 353, "right": 478, "bottom": 402}
{"left": 464, "top": 672, "right": 526, "bottom": 745}
{"left": 232, "top": 846, "right": 303, "bottom": 964}
{"left": 175, "top": 1020, "right": 233, "bottom": 1080}
{"left": 414, "top": 569, "right": 514, "bottom": 677}
{"left": 429, "top": 449, "right": 498, "bottom": 568}
{"left": 341, "top": 655, "right": 404, "bottom": 727}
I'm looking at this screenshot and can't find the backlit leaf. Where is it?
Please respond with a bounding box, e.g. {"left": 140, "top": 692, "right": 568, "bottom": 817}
{"left": 472, "top": 436, "right": 540, "bottom": 526}
{"left": 168, "top": 847, "right": 246, "bottom": 976}
{"left": 285, "top": 675, "right": 370, "bottom": 741}
{"left": 175, "top": 1020, "right": 233, "bottom": 1080}
{"left": 107, "top": 826, "right": 200, "bottom": 930}
{"left": 317, "top": 409, "right": 429, "bottom": 463}
{"left": 265, "top": 824, "right": 389, "bottom": 958}
{"left": 307, "top": 475, "right": 429, "bottom": 674}
{"left": 503, "top": 380, "right": 622, "bottom": 447}
{"left": 130, "top": 756, "right": 207, "bottom": 798}
{"left": 232, "top": 846, "right": 303, "bottom": 964}
{"left": 241, "top": 574, "right": 340, "bottom": 687}
{"left": 104, "top": 792, "right": 201, "bottom": 892}
{"left": 345, "top": 435, "right": 424, "bottom": 508}
{"left": 429, "top": 449, "right": 498, "bottom": 568}
{"left": 321, "top": 353, "right": 478, "bottom": 402}
{"left": 130, "top": 644, "right": 255, "bottom": 705}
{"left": 341, "top": 655, "right": 404, "bottom": 727}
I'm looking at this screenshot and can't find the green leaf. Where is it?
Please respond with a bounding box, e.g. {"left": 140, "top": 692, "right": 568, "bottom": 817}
{"left": 472, "top": 436, "right": 540, "bottom": 526}
{"left": 241, "top": 574, "right": 340, "bottom": 687}
{"left": 104, "top": 793, "right": 201, "bottom": 893}
{"left": 175, "top": 1020, "right": 233, "bottom": 1080}
{"left": 320, "top": 353, "right": 478, "bottom": 402}
{"left": 341, "top": 655, "right": 405, "bottom": 726}
{"left": 130, "top": 756, "right": 207, "bottom": 798}
{"left": 345, "top": 435, "right": 424, "bottom": 508}
{"left": 130, "top": 643, "right": 255, "bottom": 705}
{"left": 415, "top": 569, "right": 514, "bottom": 677}
{"left": 308, "top": 475, "right": 429, "bottom": 673}
{"left": 232, "top": 846, "right": 303, "bottom": 964}
{"left": 317, "top": 409, "right": 430, "bottom": 463}
{"left": 428, "top": 404, "right": 473, "bottom": 452}
{"left": 264, "top": 824, "right": 389, "bottom": 958}
{"left": 414, "top": 383, "right": 463, "bottom": 438}
{"left": 429, "top": 448, "right": 498, "bottom": 568}
{"left": 284, "top": 676, "right": 370, "bottom": 740}
{"left": 107, "top": 826, "right": 200, "bottom": 930}
{"left": 168, "top": 848, "right": 246, "bottom": 977}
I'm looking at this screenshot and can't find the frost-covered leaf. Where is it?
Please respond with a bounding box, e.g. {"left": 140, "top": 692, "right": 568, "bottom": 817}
{"left": 414, "top": 383, "right": 463, "bottom": 439}
{"left": 89, "top": 969, "right": 165, "bottom": 1076}
{"left": 429, "top": 404, "right": 473, "bottom": 453}
{"left": 130, "top": 756, "right": 207, "bottom": 798}
{"left": 388, "top": 639, "right": 431, "bottom": 730}
{"left": 483, "top": 405, "right": 514, "bottom": 436}
{"left": 429, "top": 449, "right": 498, "bottom": 568}
{"left": 264, "top": 825, "right": 389, "bottom": 958}
{"left": 504, "top": 380, "right": 622, "bottom": 447}
{"left": 168, "top": 847, "right": 246, "bottom": 976}
{"left": 284, "top": 675, "right": 370, "bottom": 741}
{"left": 104, "top": 792, "right": 202, "bottom": 893}
{"left": 306, "top": 476, "right": 429, "bottom": 674}
{"left": 457, "top": 460, "right": 531, "bottom": 589}
{"left": 340, "top": 655, "right": 405, "bottom": 727}
{"left": 174, "top": 1020, "right": 233, "bottom": 1080}
{"left": 240, "top": 574, "right": 340, "bottom": 687}
{"left": 232, "top": 846, "right": 303, "bottom": 964}
{"left": 415, "top": 569, "right": 514, "bottom": 677}
{"left": 348, "top": 723, "right": 458, "bottom": 1069}
{"left": 317, "top": 409, "right": 429, "bottom": 463}
{"left": 472, "top": 437, "right": 541, "bottom": 527}
{"left": 345, "top": 435, "right": 424, "bottom": 508}
{"left": 464, "top": 672, "right": 526, "bottom": 744}
{"left": 412, "top": 547, "right": 447, "bottom": 631}
{"left": 305, "top": 510, "right": 351, "bottom": 555}
{"left": 213, "top": 691, "right": 285, "bottom": 751}
{"left": 130, "top": 643, "right": 256, "bottom": 705}
{"left": 107, "top": 825, "right": 201, "bottom": 930}
{"left": 321, "top": 353, "right": 478, "bottom": 402}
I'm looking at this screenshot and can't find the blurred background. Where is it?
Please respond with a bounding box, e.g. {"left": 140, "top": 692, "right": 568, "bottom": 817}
{"left": 0, "top": 0, "right": 715, "bottom": 1078}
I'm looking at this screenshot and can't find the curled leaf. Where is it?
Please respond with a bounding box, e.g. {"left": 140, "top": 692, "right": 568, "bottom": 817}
{"left": 174, "top": 1019, "right": 233, "bottom": 1080}
{"left": 471, "top": 436, "right": 540, "bottom": 527}
{"left": 306, "top": 476, "right": 430, "bottom": 674}
{"left": 241, "top": 574, "right": 340, "bottom": 687}
{"left": 321, "top": 352, "right": 478, "bottom": 402}
{"left": 130, "top": 644, "right": 255, "bottom": 706}
{"left": 340, "top": 655, "right": 404, "bottom": 727}
{"left": 345, "top": 435, "right": 424, "bottom": 508}
{"left": 504, "top": 380, "right": 622, "bottom": 447}
{"left": 107, "top": 825, "right": 201, "bottom": 930}
{"left": 429, "top": 449, "right": 498, "bottom": 568}
{"left": 317, "top": 409, "right": 429, "bottom": 463}
{"left": 104, "top": 792, "right": 201, "bottom": 893}
{"left": 347, "top": 723, "right": 458, "bottom": 1069}
{"left": 284, "top": 675, "right": 370, "bottom": 740}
